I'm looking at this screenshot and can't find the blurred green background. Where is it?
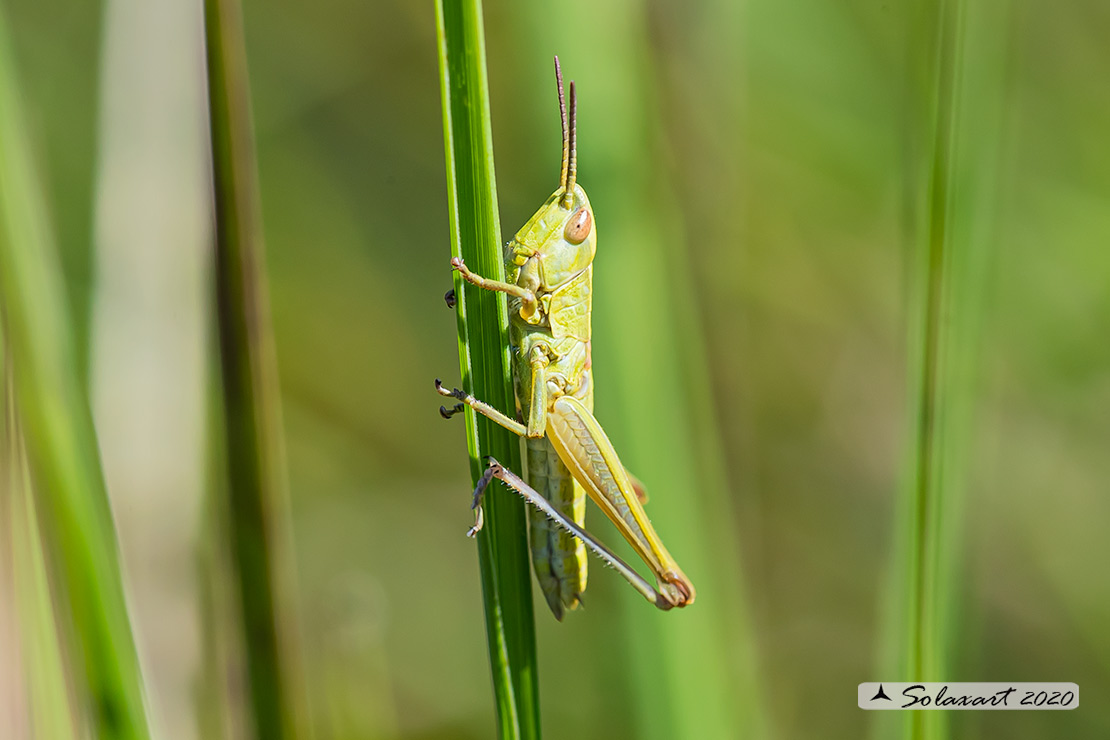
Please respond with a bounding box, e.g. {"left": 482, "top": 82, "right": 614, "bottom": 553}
{"left": 3, "top": 0, "right": 1109, "bottom": 738}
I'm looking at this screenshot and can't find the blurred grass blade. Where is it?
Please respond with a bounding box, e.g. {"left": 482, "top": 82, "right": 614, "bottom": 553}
{"left": 204, "top": 0, "right": 306, "bottom": 737}
{"left": 196, "top": 423, "right": 250, "bottom": 740}
{"left": 880, "top": 2, "right": 1010, "bottom": 739}
{"left": 435, "top": 1, "right": 540, "bottom": 738}
{"left": 0, "top": 8, "right": 151, "bottom": 739}
{"left": 2, "top": 347, "right": 78, "bottom": 740}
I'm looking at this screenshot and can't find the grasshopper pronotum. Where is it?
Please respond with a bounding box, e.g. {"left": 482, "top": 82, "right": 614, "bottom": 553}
{"left": 437, "top": 58, "right": 694, "bottom": 617}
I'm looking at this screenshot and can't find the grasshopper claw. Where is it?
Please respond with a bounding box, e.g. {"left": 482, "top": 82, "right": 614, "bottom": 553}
{"left": 444, "top": 288, "right": 456, "bottom": 308}
{"left": 440, "top": 403, "right": 464, "bottom": 419}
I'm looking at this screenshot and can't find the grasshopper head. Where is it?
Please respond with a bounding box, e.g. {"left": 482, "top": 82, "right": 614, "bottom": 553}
{"left": 505, "top": 58, "right": 596, "bottom": 283}
{"left": 512, "top": 180, "right": 594, "bottom": 250}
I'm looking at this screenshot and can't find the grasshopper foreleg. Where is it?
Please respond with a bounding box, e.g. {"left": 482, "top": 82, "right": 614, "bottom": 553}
{"left": 451, "top": 257, "right": 538, "bottom": 317}
{"left": 470, "top": 457, "right": 675, "bottom": 610}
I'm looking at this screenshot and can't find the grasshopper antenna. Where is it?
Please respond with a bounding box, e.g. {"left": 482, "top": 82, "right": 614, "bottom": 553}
{"left": 562, "top": 80, "right": 577, "bottom": 209}
{"left": 555, "top": 56, "right": 569, "bottom": 194}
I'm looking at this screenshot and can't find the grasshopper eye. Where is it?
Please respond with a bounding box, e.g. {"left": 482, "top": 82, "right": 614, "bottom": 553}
{"left": 564, "top": 207, "right": 592, "bottom": 244}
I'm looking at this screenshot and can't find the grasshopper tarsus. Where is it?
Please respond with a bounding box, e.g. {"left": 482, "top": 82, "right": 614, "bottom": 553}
{"left": 440, "top": 403, "right": 464, "bottom": 420}
{"left": 444, "top": 288, "right": 456, "bottom": 308}
{"left": 466, "top": 462, "right": 499, "bottom": 537}
{"left": 435, "top": 380, "right": 466, "bottom": 402}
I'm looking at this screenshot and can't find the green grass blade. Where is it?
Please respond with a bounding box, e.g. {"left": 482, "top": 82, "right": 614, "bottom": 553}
{"left": 2, "top": 351, "right": 78, "bottom": 739}
{"left": 435, "top": 1, "right": 540, "bottom": 738}
{"left": 204, "top": 0, "right": 306, "bottom": 737}
{"left": 196, "top": 426, "right": 248, "bottom": 740}
{"left": 0, "top": 8, "right": 150, "bottom": 739}
{"left": 880, "top": 2, "right": 1009, "bottom": 739}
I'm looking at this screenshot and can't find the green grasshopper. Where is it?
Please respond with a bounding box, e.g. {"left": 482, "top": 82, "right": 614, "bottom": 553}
{"left": 437, "top": 58, "right": 694, "bottom": 617}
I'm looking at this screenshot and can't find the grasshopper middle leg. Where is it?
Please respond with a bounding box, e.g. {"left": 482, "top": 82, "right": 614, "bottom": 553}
{"left": 434, "top": 379, "right": 528, "bottom": 437}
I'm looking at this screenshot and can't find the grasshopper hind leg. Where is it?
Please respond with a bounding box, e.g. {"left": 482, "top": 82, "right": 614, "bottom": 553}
{"left": 469, "top": 458, "right": 679, "bottom": 611}
{"left": 545, "top": 395, "right": 695, "bottom": 608}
